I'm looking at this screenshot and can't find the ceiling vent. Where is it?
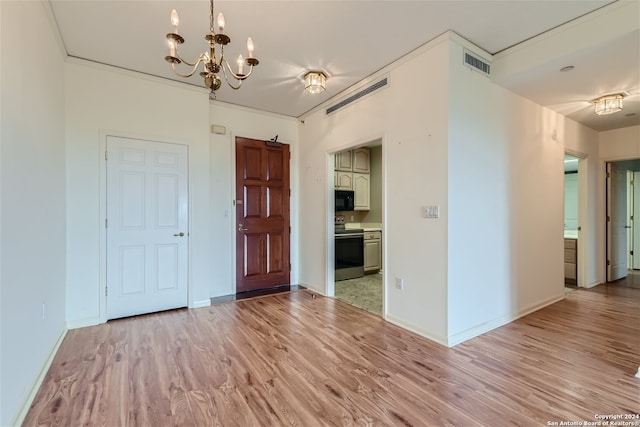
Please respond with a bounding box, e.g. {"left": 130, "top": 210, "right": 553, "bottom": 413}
{"left": 326, "top": 78, "right": 388, "bottom": 115}
{"left": 463, "top": 49, "right": 491, "bottom": 77}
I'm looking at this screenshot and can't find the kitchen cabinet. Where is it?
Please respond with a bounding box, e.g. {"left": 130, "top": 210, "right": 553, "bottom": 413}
{"left": 335, "top": 151, "right": 353, "bottom": 171}
{"left": 564, "top": 238, "right": 577, "bottom": 285}
{"left": 335, "top": 148, "right": 371, "bottom": 211}
{"left": 364, "top": 231, "right": 381, "bottom": 273}
{"left": 353, "top": 173, "right": 370, "bottom": 210}
{"left": 353, "top": 148, "right": 370, "bottom": 173}
{"left": 335, "top": 171, "right": 353, "bottom": 190}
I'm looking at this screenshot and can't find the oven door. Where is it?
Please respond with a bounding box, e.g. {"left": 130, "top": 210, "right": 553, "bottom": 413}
{"left": 335, "top": 233, "right": 364, "bottom": 281}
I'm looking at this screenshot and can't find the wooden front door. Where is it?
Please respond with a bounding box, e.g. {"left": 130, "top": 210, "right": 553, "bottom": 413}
{"left": 235, "top": 137, "right": 290, "bottom": 293}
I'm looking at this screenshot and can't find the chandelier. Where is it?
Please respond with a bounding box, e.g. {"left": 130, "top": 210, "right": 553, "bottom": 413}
{"left": 593, "top": 93, "right": 624, "bottom": 115}
{"left": 303, "top": 71, "right": 327, "bottom": 94}
{"left": 164, "top": 0, "right": 258, "bottom": 98}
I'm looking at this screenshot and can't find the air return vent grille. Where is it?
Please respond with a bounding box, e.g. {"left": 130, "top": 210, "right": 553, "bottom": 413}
{"left": 326, "top": 78, "right": 388, "bottom": 115}
{"left": 463, "top": 49, "right": 491, "bottom": 76}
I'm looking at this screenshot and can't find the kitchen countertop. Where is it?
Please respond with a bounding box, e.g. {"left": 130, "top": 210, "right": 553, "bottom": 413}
{"left": 345, "top": 223, "right": 382, "bottom": 232}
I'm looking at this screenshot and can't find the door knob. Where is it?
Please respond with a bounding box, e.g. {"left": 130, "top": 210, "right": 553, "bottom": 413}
{"left": 238, "top": 223, "right": 248, "bottom": 232}
{"left": 173, "top": 232, "right": 185, "bottom": 237}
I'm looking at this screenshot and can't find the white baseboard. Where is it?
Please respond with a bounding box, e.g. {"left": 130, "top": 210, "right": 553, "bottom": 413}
{"left": 298, "top": 282, "right": 326, "bottom": 296}
{"left": 584, "top": 280, "right": 602, "bottom": 289}
{"left": 385, "top": 314, "right": 449, "bottom": 347}
{"left": 191, "top": 299, "right": 211, "bottom": 309}
{"left": 447, "top": 293, "right": 565, "bottom": 347}
{"left": 12, "top": 327, "right": 68, "bottom": 426}
{"left": 66, "top": 316, "right": 101, "bottom": 329}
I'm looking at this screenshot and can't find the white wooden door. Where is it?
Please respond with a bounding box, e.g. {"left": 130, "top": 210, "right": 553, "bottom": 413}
{"left": 607, "top": 162, "right": 628, "bottom": 281}
{"left": 633, "top": 172, "right": 640, "bottom": 269}
{"left": 106, "top": 136, "right": 188, "bottom": 320}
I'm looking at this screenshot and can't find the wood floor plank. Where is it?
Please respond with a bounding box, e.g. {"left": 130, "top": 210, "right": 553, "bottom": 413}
{"left": 23, "top": 285, "right": 640, "bottom": 426}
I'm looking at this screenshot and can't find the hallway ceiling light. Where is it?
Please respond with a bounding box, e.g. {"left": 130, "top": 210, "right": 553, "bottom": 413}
{"left": 304, "top": 71, "right": 327, "bottom": 94}
{"left": 593, "top": 93, "right": 624, "bottom": 115}
{"left": 164, "top": 0, "right": 258, "bottom": 98}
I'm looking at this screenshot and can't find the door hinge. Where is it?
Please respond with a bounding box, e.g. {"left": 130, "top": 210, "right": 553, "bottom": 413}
{"left": 607, "top": 259, "right": 611, "bottom": 266}
{"left": 607, "top": 216, "right": 611, "bottom": 222}
{"left": 606, "top": 172, "right": 611, "bottom": 178}
{"left": 631, "top": 250, "right": 634, "bottom": 256}
{"left": 105, "top": 218, "right": 108, "bottom": 228}
{"left": 105, "top": 150, "right": 109, "bottom": 160}
{"left": 289, "top": 226, "right": 291, "bottom": 234}
{"left": 631, "top": 215, "right": 634, "bottom": 221}
{"left": 289, "top": 263, "right": 292, "bottom": 272}
{"left": 105, "top": 286, "right": 108, "bottom": 296}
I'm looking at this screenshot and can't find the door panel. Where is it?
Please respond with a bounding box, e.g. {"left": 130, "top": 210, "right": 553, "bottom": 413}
{"left": 267, "top": 186, "right": 284, "bottom": 218}
{"left": 106, "top": 136, "right": 188, "bottom": 319}
{"left": 236, "top": 137, "right": 290, "bottom": 293}
{"left": 267, "top": 233, "right": 284, "bottom": 273}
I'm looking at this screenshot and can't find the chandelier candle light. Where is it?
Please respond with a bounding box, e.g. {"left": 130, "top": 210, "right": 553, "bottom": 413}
{"left": 164, "top": 0, "right": 258, "bottom": 97}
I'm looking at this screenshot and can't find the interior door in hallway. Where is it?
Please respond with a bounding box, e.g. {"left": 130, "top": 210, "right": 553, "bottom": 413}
{"left": 235, "top": 137, "right": 290, "bottom": 293}
{"left": 633, "top": 171, "right": 640, "bottom": 269}
{"left": 106, "top": 136, "right": 189, "bottom": 319}
{"left": 607, "top": 162, "right": 628, "bottom": 282}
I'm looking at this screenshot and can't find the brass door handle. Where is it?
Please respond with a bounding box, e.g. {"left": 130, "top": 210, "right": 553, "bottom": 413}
{"left": 173, "top": 232, "right": 185, "bottom": 237}
{"left": 238, "top": 223, "right": 248, "bottom": 232}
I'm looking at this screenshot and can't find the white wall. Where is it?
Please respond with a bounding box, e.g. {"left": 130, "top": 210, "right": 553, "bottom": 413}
{"left": 447, "top": 39, "right": 512, "bottom": 343}
{"left": 299, "top": 35, "right": 451, "bottom": 344}
{"left": 65, "top": 61, "right": 211, "bottom": 326}
{"left": 599, "top": 126, "right": 640, "bottom": 160}
{"left": 208, "top": 103, "right": 299, "bottom": 297}
{"left": 447, "top": 36, "right": 568, "bottom": 344}
{"left": 64, "top": 61, "right": 300, "bottom": 323}
{"left": 0, "top": 2, "right": 67, "bottom": 424}
{"left": 300, "top": 32, "right": 597, "bottom": 347}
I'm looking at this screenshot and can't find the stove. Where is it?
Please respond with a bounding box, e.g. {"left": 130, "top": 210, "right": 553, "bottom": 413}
{"left": 334, "top": 223, "right": 364, "bottom": 281}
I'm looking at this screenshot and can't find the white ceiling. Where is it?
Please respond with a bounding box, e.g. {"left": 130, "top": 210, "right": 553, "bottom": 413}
{"left": 49, "top": 0, "right": 639, "bottom": 131}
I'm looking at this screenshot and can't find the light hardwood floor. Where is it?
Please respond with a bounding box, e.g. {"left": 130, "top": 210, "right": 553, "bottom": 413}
{"left": 24, "top": 285, "right": 639, "bottom": 426}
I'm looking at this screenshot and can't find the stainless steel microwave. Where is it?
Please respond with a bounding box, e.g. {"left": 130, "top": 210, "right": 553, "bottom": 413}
{"left": 335, "top": 190, "right": 355, "bottom": 211}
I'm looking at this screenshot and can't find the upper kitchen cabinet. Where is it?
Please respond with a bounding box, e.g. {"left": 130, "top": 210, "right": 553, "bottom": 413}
{"left": 334, "top": 147, "right": 371, "bottom": 210}
{"left": 353, "top": 173, "right": 370, "bottom": 210}
{"left": 335, "top": 150, "right": 353, "bottom": 171}
{"left": 353, "top": 148, "right": 370, "bottom": 173}
{"left": 335, "top": 171, "right": 353, "bottom": 190}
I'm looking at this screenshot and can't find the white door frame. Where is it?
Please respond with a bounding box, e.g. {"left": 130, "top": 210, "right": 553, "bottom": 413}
{"left": 325, "top": 132, "right": 387, "bottom": 319}
{"left": 98, "top": 130, "right": 191, "bottom": 323}
{"left": 565, "top": 149, "right": 587, "bottom": 288}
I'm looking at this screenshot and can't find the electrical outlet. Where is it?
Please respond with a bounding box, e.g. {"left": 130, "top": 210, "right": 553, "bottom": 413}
{"left": 395, "top": 277, "right": 404, "bottom": 290}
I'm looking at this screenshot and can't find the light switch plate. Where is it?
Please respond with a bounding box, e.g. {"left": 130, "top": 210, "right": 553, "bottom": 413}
{"left": 423, "top": 205, "right": 440, "bottom": 219}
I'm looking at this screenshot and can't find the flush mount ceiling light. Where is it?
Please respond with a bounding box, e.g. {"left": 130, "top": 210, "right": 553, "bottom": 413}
{"left": 164, "top": 0, "right": 258, "bottom": 98}
{"left": 593, "top": 93, "right": 624, "bottom": 115}
{"left": 304, "top": 71, "right": 327, "bottom": 94}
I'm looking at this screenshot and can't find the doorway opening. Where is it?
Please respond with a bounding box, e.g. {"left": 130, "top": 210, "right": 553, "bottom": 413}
{"left": 331, "top": 140, "right": 384, "bottom": 316}
{"left": 564, "top": 154, "right": 580, "bottom": 288}
{"left": 606, "top": 158, "right": 640, "bottom": 283}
